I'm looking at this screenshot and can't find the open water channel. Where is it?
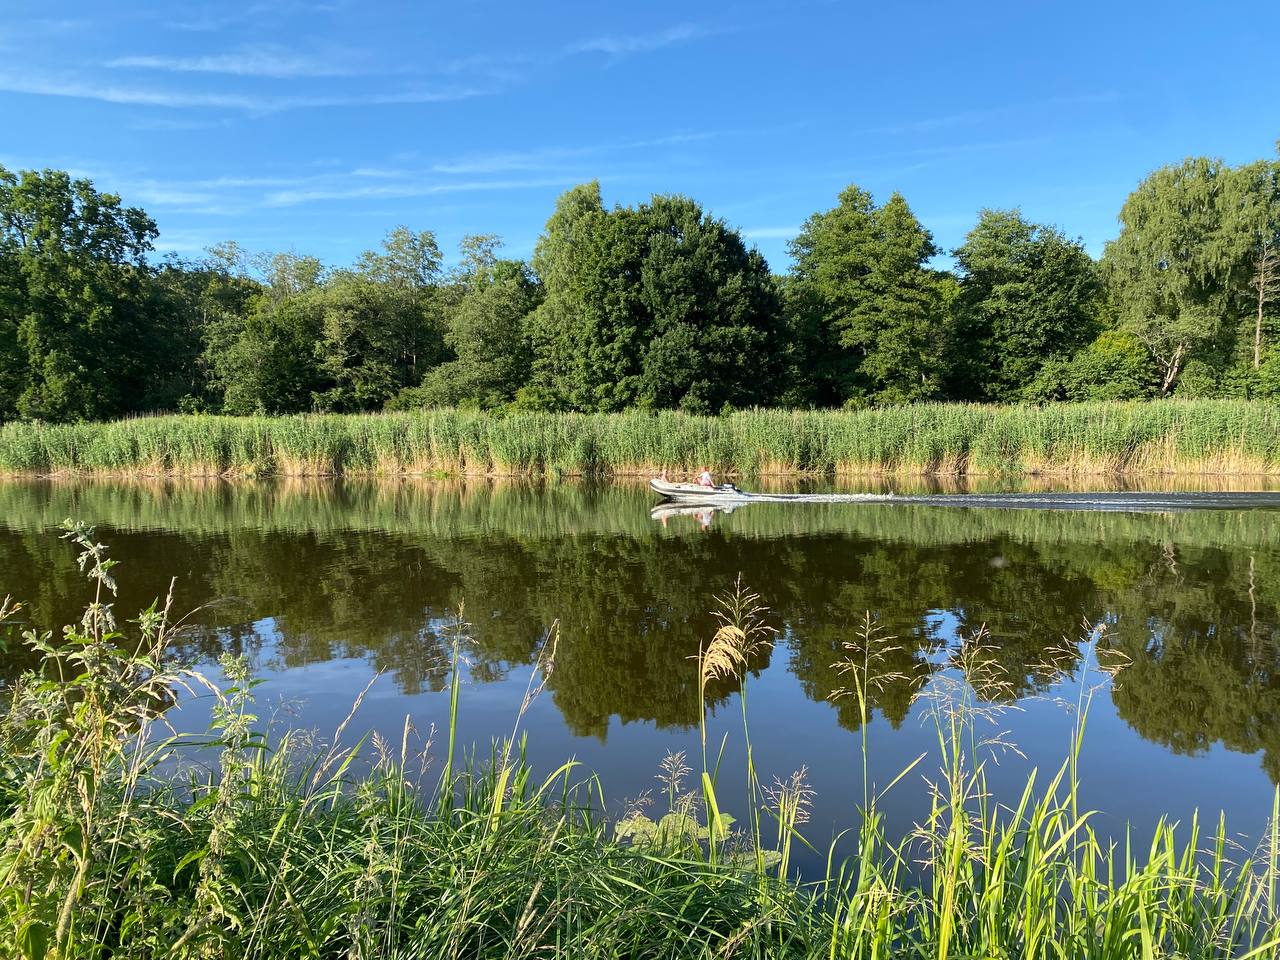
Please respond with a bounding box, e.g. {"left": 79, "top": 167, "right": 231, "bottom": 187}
{"left": 3, "top": 477, "right": 1280, "bottom": 869}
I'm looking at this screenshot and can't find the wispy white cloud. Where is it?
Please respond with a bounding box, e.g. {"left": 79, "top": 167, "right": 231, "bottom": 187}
{"left": 265, "top": 176, "right": 581, "bottom": 207}
{"left": 567, "top": 23, "right": 710, "bottom": 56}
{"left": 105, "top": 45, "right": 366, "bottom": 79}
{"left": 742, "top": 226, "right": 799, "bottom": 239}
{"left": 0, "top": 70, "right": 485, "bottom": 111}
{"left": 151, "top": 229, "right": 222, "bottom": 254}
{"left": 869, "top": 93, "right": 1120, "bottom": 137}
{"left": 163, "top": 1, "right": 352, "bottom": 33}
{"left": 431, "top": 132, "right": 722, "bottom": 175}
{"left": 888, "top": 135, "right": 1057, "bottom": 159}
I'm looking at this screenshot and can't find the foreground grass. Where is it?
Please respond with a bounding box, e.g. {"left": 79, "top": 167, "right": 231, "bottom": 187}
{"left": 2, "top": 525, "right": 1280, "bottom": 958}
{"left": 3, "top": 399, "right": 1280, "bottom": 477}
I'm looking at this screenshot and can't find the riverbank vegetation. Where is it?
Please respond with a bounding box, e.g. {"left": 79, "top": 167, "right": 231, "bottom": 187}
{"left": 3, "top": 524, "right": 1280, "bottom": 958}
{"left": 2, "top": 400, "right": 1279, "bottom": 477}
{"left": 2, "top": 150, "right": 1279, "bottom": 424}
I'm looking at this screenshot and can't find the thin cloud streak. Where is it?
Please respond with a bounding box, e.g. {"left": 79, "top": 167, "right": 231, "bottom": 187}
{"left": 265, "top": 176, "right": 583, "bottom": 207}
{"left": 0, "top": 71, "right": 486, "bottom": 111}
{"left": 105, "top": 46, "right": 367, "bottom": 79}
{"left": 568, "top": 23, "right": 708, "bottom": 56}
{"left": 869, "top": 93, "right": 1121, "bottom": 136}
{"left": 431, "top": 132, "right": 723, "bottom": 174}
{"left": 742, "top": 226, "right": 799, "bottom": 239}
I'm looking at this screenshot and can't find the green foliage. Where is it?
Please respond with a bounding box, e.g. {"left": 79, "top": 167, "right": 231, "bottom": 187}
{"left": 526, "top": 185, "right": 782, "bottom": 413}
{"left": 1, "top": 155, "right": 1278, "bottom": 424}
{"left": 788, "top": 185, "right": 951, "bottom": 405}
{"left": 400, "top": 257, "right": 541, "bottom": 409}
{"left": 215, "top": 291, "right": 326, "bottom": 415}
{"left": 1103, "top": 157, "right": 1280, "bottom": 394}
{"left": 0, "top": 166, "right": 163, "bottom": 422}
{"left": 1027, "top": 329, "right": 1158, "bottom": 401}
{"left": 313, "top": 273, "right": 443, "bottom": 412}
{"left": 953, "top": 208, "right": 1101, "bottom": 401}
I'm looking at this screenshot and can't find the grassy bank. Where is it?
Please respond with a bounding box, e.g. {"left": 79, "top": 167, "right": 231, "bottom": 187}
{"left": 3, "top": 400, "right": 1280, "bottom": 477}
{"left": 3, "top": 524, "right": 1280, "bottom": 958}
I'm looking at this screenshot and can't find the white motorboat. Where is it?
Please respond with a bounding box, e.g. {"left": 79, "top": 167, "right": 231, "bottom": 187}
{"left": 648, "top": 478, "right": 746, "bottom": 502}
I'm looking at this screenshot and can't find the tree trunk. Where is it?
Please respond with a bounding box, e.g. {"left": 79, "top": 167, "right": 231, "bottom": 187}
{"left": 1258, "top": 291, "right": 1265, "bottom": 369}
{"left": 1159, "top": 343, "right": 1185, "bottom": 395}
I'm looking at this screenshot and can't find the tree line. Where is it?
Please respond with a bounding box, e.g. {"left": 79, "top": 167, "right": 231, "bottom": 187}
{"left": 1, "top": 151, "right": 1278, "bottom": 423}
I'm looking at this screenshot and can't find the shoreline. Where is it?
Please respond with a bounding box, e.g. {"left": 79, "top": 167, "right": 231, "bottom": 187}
{"left": 7, "top": 462, "right": 1280, "bottom": 480}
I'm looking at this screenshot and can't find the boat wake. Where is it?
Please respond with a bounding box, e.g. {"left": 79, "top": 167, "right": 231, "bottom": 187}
{"left": 650, "top": 489, "right": 1280, "bottom": 521}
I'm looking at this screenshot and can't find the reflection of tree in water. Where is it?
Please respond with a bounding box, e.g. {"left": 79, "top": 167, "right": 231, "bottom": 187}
{"left": 2, "top": 488, "right": 1280, "bottom": 774}
{"left": 1104, "top": 545, "right": 1280, "bottom": 781}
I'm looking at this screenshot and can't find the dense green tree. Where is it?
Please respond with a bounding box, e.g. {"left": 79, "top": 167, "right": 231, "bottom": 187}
{"left": 0, "top": 166, "right": 163, "bottom": 421}
{"left": 209, "top": 230, "right": 447, "bottom": 415}
{"left": 1103, "top": 157, "right": 1278, "bottom": 394}
{"left": 523, "top": 183, "right": 607, "bottom": 410}
{"left": 316, "top": 230, "right": 446, "bottom": 411}
{"left": 255, "top": 250, "right": 325, "bottom": 302}
{"left": 0, "top": 226, "right": 23, "bottom": 419}
{"left": 354, "top": 225, "right": 443, "bottom": 290}
{"left": 312, "top": 274, "right": 440, "bottom": 411}
{"left": 215, "top": 291, "right": 326, "bottom": 415}
{"left": 951, "top": 209, "right": 1100, "bottom": 401}
{"left": 788, "top": 186, "right": 950, "bottom": 406}
{"left": 1027, "top": 329, "right": 1158, "bottom": 402}
{"left": 154, "top": 249, "right": 264, "bottom": 412}
{"left": 404, "top": 257, "right": 541, "bottom": 409}
{"left": 526, "top": 186, "right": 781, "bottom": 412}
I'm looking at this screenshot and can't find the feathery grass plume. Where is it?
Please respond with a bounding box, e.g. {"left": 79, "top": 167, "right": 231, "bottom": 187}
{"left": 765, "top": 767, "right": 814, "bottom": 879}
{"left": 692, "top": 576, "right": 776, "bottom": 865}
{"left": 829, "top": 612, "right": 924, "bottom": 812}
{"left": 657, "top": 749, "right": 691, "bottom": 811}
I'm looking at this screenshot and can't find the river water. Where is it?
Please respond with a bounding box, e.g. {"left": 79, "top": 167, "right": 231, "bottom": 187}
{"left": 3, "top": 477, "right": 1279, "bottom": 867}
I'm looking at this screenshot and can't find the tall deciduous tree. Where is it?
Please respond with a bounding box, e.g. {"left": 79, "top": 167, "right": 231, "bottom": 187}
{"left": 403, "top": 251, "right": 541, "bottom": 409}
{"left": 526, "top": 185, "right": 781, "bottom": 412}
{"left": 313, "top": 229, "right": 446, "bottom": 411}
{"left": 1251, "top": 241, "right": 1280, "bottom": 369}
{"left": 215, "top": 292, "right": 325, "bottom": 415}
{"left": 0, "top": 166, "right": 162, "bottom": 421}
{"left": 788, "top": 185, "right": 949, "bottom": 405}
{"left": 952, "top": 209, "right": 1100, "bottom": 401}
{"left": 1103, "top": 157, "right": 1276, "bottom": 394}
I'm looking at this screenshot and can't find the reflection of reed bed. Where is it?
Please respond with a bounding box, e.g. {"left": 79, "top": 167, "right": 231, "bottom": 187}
{"left": 5, "top": 475, "right": 1280, "bottom": 550}
{"left": 4, "top": 400, "right": 1280, "bottom": 478}
{"left": 6, "top": 528, "right": 1280, "bottom": 958}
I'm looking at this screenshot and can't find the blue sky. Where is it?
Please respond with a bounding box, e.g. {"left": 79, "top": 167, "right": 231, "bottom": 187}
{"left": 2, "top": 0, "right": 1276, "bottom": 272}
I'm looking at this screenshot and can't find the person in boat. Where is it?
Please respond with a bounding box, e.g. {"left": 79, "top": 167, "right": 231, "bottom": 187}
{"left": 698, "top": 466, "right": 714, "bottom": 488}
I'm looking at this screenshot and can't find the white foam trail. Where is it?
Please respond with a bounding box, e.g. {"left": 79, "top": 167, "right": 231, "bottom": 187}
{"left": 668, "top": 491, "right": 1280, "bottom": 513}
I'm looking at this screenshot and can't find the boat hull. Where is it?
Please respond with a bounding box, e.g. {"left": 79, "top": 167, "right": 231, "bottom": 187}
{"left": 648, "top": 478, "right": 745, "bottom": 502}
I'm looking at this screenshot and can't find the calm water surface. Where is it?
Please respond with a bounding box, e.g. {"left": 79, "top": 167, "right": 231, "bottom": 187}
{"left": 4, "top": 477, "right": 1280, "bottom": 868}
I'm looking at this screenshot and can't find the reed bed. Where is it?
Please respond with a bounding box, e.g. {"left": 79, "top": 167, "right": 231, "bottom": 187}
{"left": 3, "top": 400, "right": 1280, "bottom": 477}
{"left": 4, "top": 524, "right": 1280, "bottom": 958}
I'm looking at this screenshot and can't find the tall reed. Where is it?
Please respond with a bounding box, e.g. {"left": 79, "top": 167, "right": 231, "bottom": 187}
{"left": 4, "top": 400, "right": 1280, "bottom": 478}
